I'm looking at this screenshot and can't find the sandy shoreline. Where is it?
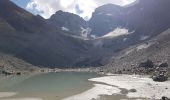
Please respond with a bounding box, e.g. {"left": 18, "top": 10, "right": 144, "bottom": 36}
{"left": 63, "top": 74, "right": 170, "bottom": 100}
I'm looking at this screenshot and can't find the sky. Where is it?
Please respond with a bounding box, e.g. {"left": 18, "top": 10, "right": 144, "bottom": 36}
{"left": 11, "top": 0, "right": 136, "bottom": 20}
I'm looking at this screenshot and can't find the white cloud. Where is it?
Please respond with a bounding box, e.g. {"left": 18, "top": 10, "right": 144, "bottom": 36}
{"left": 26, "top": 0, "right": 136, "bottom": 19}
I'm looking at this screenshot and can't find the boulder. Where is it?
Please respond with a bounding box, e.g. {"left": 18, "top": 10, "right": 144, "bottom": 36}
{"left": 159, "top": 63, "right": 169, "bottom": 68}
{"left": 139, "top": 59, "right": 154, "bottom": 68}
{"left": 129, "top": 89, "right": 137, "bottom": 92}
{"left": 162, "top": 96, "right": 170, "bottom": 100}
{"left": 152, "top": 74, "right": 168, "bottom": 82}
{"left": 16, "top": 72, "right": 22, "bottom": 75}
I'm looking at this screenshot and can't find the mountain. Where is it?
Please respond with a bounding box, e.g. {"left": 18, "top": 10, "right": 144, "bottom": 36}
{"left": 0, "top": 0, "right": 55, "bottom": 33}
{"left": 48, "top": 10, "right": 91, "bottom": 38}
{"left": 103, "top": 29, "right": 170, "bottom": 74}
{"left": 87, "top": 0, "right": 170, "bottom": 58}
{"left": 0, "top": 0, "right": 95, "bottom": 68}
{"left": 1, "top": 0, "right": 170, "bottom": 70}
{"left": 89, "top": 0, "right": 170, "bottom": 37}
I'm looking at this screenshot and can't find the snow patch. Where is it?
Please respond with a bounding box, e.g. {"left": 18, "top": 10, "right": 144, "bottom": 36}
{"left": 61, "top": 27, "right": 69, "bottom": 31}
{"left": 140, "top": 35, "right": 150, "bottom": 41}
{"left": 90, "top": 34, "right": 96, "bottom": 39}
{"left": 106, "top": 13, "right": 113, "bottom": 16}
{"left": 123, "top": 38, "right": 128, "bottom": 42}
{"left": 102, "top": 28, "right": 134, "bottom": 38}
{"left": 125, "top": 49, "right": 134, "bottom": 55}
{"left": 81, "top": 27, "right": 92, "bottom": 38}
{"left": 136, "top": 43, "right": 151, "bottom": 51}
{"left": 97, "top": 13, "right": 103, "bottom": 15}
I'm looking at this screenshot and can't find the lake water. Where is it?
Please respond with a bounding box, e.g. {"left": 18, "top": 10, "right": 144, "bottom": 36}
{"left": 0, "top": 72, "right": 99, "bottom": 100}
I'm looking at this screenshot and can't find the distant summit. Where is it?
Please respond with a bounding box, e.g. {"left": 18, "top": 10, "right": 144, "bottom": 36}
{"left": 89, "top": 0, "right": 170, "bottom": 37}
{"left": 48, "top": 10, "right": 91, "bottom": 38}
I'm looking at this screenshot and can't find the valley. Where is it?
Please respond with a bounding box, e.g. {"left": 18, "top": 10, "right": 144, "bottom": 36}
{"left": 0, "top": 0, "right": 170, "bottom": 100}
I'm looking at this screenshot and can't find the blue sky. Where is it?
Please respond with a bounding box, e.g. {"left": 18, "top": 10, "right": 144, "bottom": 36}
{"left": 11, "top": 0, "right": 30, "bottom": 9}
{"left": 11, "top": 0, "right": 136, "bottom": 20}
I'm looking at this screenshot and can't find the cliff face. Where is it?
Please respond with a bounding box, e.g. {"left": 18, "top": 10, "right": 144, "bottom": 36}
{"left": 48, "top": 10, "right": 89, "bottom": 37}
{"left": 87, "top": 0, "right": 170, "bottom": 61}
{"left": 89, "top": 0, "right": 170, "bottom": 37}
{"left": 103, "top": 29, "right": 170, "bottom": 74}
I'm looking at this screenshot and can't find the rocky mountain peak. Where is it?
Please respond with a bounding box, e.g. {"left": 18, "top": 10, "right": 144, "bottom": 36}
{"left": 48, "top": 10, "right": 90, "bottom": 38}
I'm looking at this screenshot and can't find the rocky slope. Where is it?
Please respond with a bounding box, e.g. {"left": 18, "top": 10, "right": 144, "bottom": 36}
{"left": 103, "top": 29, "right": 170, "bottom": 74}
{"left": 86, "top": 0, "right": 170, "bottom": 65}
{"left": 89, "top": 0, "right": 170, "bottom": 55}
{"left": 0, "top": 53, "right": 40, "bottom": 74}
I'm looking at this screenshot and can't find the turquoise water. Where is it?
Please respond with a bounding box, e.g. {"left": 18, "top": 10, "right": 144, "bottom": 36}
{"left": 0, "top": 72, "right": 99, "bottom": 100}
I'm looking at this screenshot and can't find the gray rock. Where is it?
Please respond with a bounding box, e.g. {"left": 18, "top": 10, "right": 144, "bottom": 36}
{"left": 159, "top": 63, "right": 169, "bottom": 68}
{"left": 129, "top": 89, "right": 137, "bottom": 93}
{"left": 139, "top": 59, "right": 154, "bottom": 68}
{"left": 152, "top": 74, "right": 168, "bottom": 82}
{"left": 162, "top": 96, "right": 170, "bottom": 100}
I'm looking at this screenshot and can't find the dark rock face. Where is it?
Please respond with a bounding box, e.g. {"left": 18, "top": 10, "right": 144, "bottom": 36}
{"left": 89, "top": 4, "right": 125, "bottom": 36}
{"left": 162, "top": 96, "right": 170, "bottom": 100}
{"left": 48, "top": 10, "right": 89, "bottom": 36}
{"left": 89, "top": 0, "right": 170, "bottom": 37}
{"left": 159, "top": 63, "right": 169, "bottom": 68}
{"left": 139, "top": 59, "right": 154, "bottom": 68}
{"left": 0, "top": 0, "right": 53, "bottom": 33}
{"left": 152, "top": 74, "right": 168, "bottom": 82}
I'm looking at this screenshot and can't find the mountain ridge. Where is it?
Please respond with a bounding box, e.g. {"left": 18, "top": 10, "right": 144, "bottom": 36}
{"left": 0, "top": 0, "right": 170, "bottom": 71}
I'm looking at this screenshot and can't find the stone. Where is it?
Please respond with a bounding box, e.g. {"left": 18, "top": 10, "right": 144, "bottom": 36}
{"left": 139, "top": 59, "right": 154, "bottom": 68}
{"left": 162, "top": 96, "right": 170, "bottom": 100}
{"left": 129, "top": 89, "right": 137, "bottom": 92}
{"left": 152, "top": 74, "right": 168, "bottom": 82}
{"left": 16, "top": 72, "right": 21, "bottom": 75}
{"left": 159, "top": 63, "right": 169, "bottom": 68}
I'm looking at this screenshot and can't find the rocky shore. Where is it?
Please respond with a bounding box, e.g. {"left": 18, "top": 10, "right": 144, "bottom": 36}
{"left": 63, "top": 74, "right": 170, "bottom": 100}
